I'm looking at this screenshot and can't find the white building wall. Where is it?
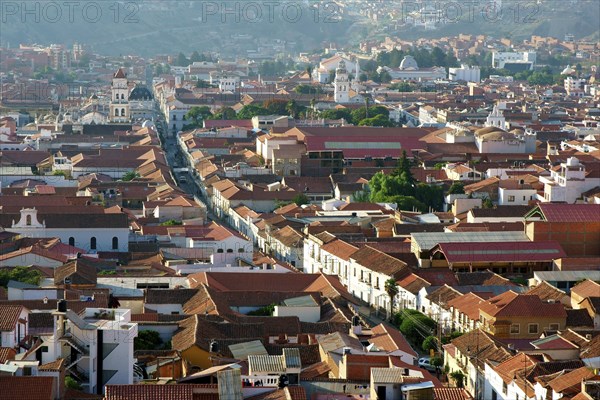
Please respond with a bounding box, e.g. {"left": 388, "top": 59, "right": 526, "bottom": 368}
{"left": 273, "top": 306, "right": 320, "bottom": 322}
{"left": 6, "top": 227, "right": 129, "bottom": 253}
{"left": 498, "top": 188, "right": 537, "bottom": 206}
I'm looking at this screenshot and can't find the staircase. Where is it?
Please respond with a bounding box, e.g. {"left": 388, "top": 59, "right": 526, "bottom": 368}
{"left": 60, "top": 334, "right": 89, "bottom": 355}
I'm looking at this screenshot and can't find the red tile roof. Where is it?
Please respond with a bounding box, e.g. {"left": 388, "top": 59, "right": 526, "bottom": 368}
{"left": 479, "top": 291, "right": 567, "bottom": 318}
{"left": 532, "top": 204, "right": 600, "bottom": 223}
{"left": 0, "top": 305, "right": 23, "bottom": 331}
{"left": 547, "top": 367, "right": 596, "bottom": 395}
{"left": 433, "top": 388, "right": 473, "bottom": 400}
{"left": 105, "top": 384, "right": 218, "bottom": 400}
{"left": 370, "top": 323, "right": 417, "bottom": 357}
{"left": 0, "top": 376, "right": 55, "bottom": 400}
{"left": 0, "top": 347, "right": 16, "bottom": 363}
{"left": 434, "top": 241, "right": 566, "bottom": 263}
{"left": 571, "top": 280, "right": 600, "bottom": 299}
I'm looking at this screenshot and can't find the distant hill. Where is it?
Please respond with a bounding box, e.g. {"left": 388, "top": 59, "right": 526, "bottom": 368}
{"left": 0, "top": 0, "right": 598, "bottom": 56}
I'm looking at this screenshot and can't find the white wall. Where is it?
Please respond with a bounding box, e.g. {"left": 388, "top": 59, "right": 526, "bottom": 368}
{"left": 274, "top": 306, "right": 320, "bottom": 323}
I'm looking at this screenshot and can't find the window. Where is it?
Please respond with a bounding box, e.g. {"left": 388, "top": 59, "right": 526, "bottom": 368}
{"left": 90, "top": 237, "right": 97, "bottom": 250}
{"left": 121, "top": 93, "right": 124, "bottom": 100}
{"left": 226, "top": 249, "right": 233, "bottom": 253}
{"left": 112, "top": 237, "right": 119, "bottom": 250}
{"left": 26, "top": 215, "right": 32, "bottom": 225}
{"left": 217, "top": 249, "right": 223, "bottom": 253}
{"left": 68, "top": 237, "right": 75, "bottom": 246}
{"left": 528, "top": 323, "right": 539, "bottom": 334}
{"left": 238, "top": 248, "right": 244, "bottom": 253}
{"left": 549, "top": 323, "right": 560, "bottom": 330}
{"left": 508, "top": 195, "right": 515, "bottom": 202}
{"left": 510, "top": 324, "right": 520, "bottom": 334}
{"left": 115, "top": 109, "right": 119, "bottom": 116}
{"left": 502, "top": 382, "right": 508, "bottom": 395}
{"left": 121, "top": 108, "right": 126, "bottom": 116}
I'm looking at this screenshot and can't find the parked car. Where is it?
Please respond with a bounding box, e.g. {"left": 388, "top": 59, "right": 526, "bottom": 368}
{"left": 418, "top": 357, "right": 436, "bottom": 372}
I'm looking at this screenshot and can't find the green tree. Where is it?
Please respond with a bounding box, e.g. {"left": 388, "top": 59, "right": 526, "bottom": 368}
{"left": 352, "top": 190, "right": 370, "bottom": 202}
{"left": 319, "top": 109, "right": 352, "bottom": 121}
{"left": 450, "top": 371, "right": 465, "bottom": 388}
{"left": 160, "top": 219, "right": 183, "bottom": 226}
{"left": 0, "top": 266, "right": 43, "bottom": 288}
{"left": 175, "top": 52, "right": 190, "bottom": 67}
{"left": 196, "top": 79, "right": 213, "bottom": 88}
{"left": 186, "top": 106, "right": 212, "bottom": 126}
{"left": 263, "top": 99, "right": 288, "bottom": 115}
{"left": 482, "top": 198, "right": 494, "bottom": 208}
{"left": 247, "top": 303, "right": 275, "bottom": 316}
{"left": 396, "top": 150, "right": 415, "bottom": 184}
{"left": 422, "top": 336, "right": 439, "bottom": 352}
{"left": 399, "top": 312, "right": 437, "bottom": 343}
{"left": 134, "top": 330, "right": 164, "bottom": 351}
{"left": 237, "top": 105, "right": 269, "bottom": 119}
{"left": 448, "top": 182, "right": 465, "bottom": 195}
{"left": 390, "top": 82, "right": 414, "bottom": 92}
{"left": 121, "top": 171, "right": 140, "bottom": 181}
{"left": 384, "top": 278, "right": 399, "bottom": 320}
{"left": 65, "top": 376, "right": 82, "bottom": 390}
{"left": 358, "top": 114, "right": 394, "bottom": 127}
{"left": 305, "top": 65, "right": 314, "bottom": 81}
{"left": 210, "top": 107, "right": 237, "bottom": 120}
{"left": 286, "top": 100, "right": 302, "bottom": 119}
{"left": 190, "top": 51, "right": 204, "bottom": 63}
{"left": 351, "top": 105, "right": 388, "bottom": 125}
{"left": 292, "top": 193, "right": 310, "bottom": 206}
{"left": 294, "top": 84, "right": 324, "bottom": 94}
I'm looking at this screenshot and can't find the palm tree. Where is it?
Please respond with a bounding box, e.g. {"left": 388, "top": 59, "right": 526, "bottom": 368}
{"left": 286, "top": 100, "right": 299, "bottom": 119}
{"left": 305, "top": 65, "right": 313, "bottom": 81}
{"left": 384, "top": 278, "right": 399, "bottom": 321}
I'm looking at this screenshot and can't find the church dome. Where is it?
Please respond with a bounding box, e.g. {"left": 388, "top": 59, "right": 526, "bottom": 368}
{"left": 561, "top": 65, "right": 576, "bottom": 75}
{"left": 399, "top": 56, "right": 419, "bottom": 70}
{"left": 129, "top": 86, "right": 153, "bottom": 101}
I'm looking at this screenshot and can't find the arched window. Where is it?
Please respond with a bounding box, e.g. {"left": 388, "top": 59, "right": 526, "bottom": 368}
{"left": 226, "top": 249, "right": 233, "bottom": 253}
{"left": 68, "top": 237, "right": 75, "bottom": 246}
{"left": 115, "top": 109, "right": 119, "bottom": 116}
{"left": 238, "top": 248, "right": 244, "bottom": 253}
{"left": 217, "top": 249, "right": 224, "bottom": 253}
{"left": 90, "top": 237, "right": 97, "bottom": 250}
{"left": 115, "top": 94, "right": 119, "bottom": 100}
{"left": 26, "top": 215, "right": 31, "bottom": 226}
{"left": 121, "top": 108, "right": 126, "bottom": 116}
{"left": 121, "top": 93, "right": 125, "bottom": 99}
{"left": 112, "top": 237, "right": 119, "bottom": 250}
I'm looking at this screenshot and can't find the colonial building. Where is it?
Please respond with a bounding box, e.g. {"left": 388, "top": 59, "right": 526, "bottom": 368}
{"left": 109, "top": 68, "right": 130, "bottom": 123}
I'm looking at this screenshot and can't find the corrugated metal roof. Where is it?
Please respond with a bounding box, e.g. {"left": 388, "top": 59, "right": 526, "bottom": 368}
{"left": 412, "top": 231, "right": 528, "bottom": 251}
{"left": 436, "top": 241, "right": 566, "bottom": 263}
{"left": 217, "top": 369, "right": 243, "bottom": 400}
{"left": 282, "top": 295, "right": 318, "bottom": 307}
{"left": 371, "top": 367, "right": 405, "bottom": 383}
{"left": 248, "top": 354, "right": 285, "bottom": 374}
{"left": 534, "top": 271, "right": 600, "bottom": 282}
{"left": 283, "top": 348, "right": 301, "bottom": 369}
{"left": 228, "top": 340, "right": 268, "bottom": 360}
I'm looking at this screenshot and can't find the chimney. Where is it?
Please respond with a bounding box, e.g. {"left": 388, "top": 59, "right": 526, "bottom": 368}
{"left": 351, "top": 315, "right": 362, "bottom": 335}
